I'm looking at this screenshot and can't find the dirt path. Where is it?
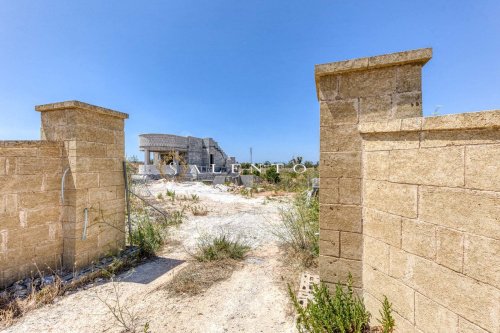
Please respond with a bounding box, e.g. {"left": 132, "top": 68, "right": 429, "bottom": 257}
{"left": 4, "top": 181, "right": 296, "bottom": 333}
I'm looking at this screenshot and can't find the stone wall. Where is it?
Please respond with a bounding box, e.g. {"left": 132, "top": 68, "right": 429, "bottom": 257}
{"left": 0, "top": 141, "right": 64, "bottom": 287}
{"left": 316, "top": 49, "right": 500, "bottom": 332}
{"left": 0, "top": 101, "right": 128, "bottom": 288}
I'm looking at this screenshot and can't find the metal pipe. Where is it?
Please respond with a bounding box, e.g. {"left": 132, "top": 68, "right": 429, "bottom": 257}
{"left": 82, "top": 208, "right": 88, "bottom": 240}
{"left": 61, "top": 167, "right": 70, "bottom": 204}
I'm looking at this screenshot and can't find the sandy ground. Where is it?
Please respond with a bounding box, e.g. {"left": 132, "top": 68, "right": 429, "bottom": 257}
{"left": 4, "top": 181, "right": 297, "bottom": 333}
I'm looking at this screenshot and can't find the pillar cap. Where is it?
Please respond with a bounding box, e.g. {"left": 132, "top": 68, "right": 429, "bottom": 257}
{"left": 315, "top": 48, "right": 432, "bottom": 78}
{"left": 35, "top": 100, "right": 129, "bottom": 119}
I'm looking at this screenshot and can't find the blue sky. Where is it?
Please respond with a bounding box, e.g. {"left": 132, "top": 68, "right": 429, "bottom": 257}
{"left": 1, "top": 1, "right": 499, "bottom": 162}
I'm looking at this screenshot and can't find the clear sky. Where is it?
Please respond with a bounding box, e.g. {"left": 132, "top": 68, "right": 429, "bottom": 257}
{"left": 1, "top": 1, "right": 499, "bottom": 163}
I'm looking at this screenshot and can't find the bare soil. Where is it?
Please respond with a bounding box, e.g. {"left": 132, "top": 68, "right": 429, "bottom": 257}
{"left": 4, "top": 181, "right": 298, "bottom": 333}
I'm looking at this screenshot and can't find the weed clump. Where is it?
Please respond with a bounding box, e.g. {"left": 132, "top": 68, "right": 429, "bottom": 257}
{"left": 289, "top": 276, "right": 370, "bottom": 333}
{"left": 194, "top": 233, "right": 250, "bottom": 262}
{"left": 378, "top": 296, "right": 395, "bottom": 333}
{"left": 130, "top": 215, "right": 166, "bottom": 257}
{"left": 272, "top": 192, "right": 319, "bottom": 267}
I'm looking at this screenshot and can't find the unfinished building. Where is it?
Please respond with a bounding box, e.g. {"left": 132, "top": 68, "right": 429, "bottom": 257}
{"left": 138, "top": 134, "right": 235, "bottom": 176}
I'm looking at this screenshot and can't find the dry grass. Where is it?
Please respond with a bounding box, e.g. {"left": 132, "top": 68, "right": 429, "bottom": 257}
{"left": 0, "top": 277, "right": 63, "bottom": 329}
{"left": 167, "top": 259, "right": 239, "bottom": 296}
{"left": 190, "top": 205, "right": 209, "bottom": 216}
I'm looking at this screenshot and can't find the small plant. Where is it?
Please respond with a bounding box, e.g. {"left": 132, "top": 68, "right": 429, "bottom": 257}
{"left": 272, "top": 192, "right": 319, "bottom": 267}
{"left": 130, "top": 215, "right": 166, "bottom": 257}
{"left": 289, "top": 275, "right": 370, "bottom": 333}
{"left": 166, "top": 189, "right": 176, "bottom": 202}
{"left": 264, "top": 167, "right": 280, "bottom": 183}
{"left": 156, "top": 193, "right": 164, "bottom": 200}
{"left": 168, "top": 209, "right": 185, "bottom": 225}
{"left": 97, "top": 279, "right": 150, "bottom": 333}
{"left": 194, "top": 232, "right": 250, "bottom": 262}
{"left": 378, "top": 296, "right": 395, "bottom": 333}
{"left": 190, "top": 205, "right": 208, "bottom": 216}
{"left": 191, "top": 194, "right": 200, "bottom": 203}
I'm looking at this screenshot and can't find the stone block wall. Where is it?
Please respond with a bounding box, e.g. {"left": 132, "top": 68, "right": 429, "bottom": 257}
{"left": 360, "top": 112, "right": 500, "bottom": 332}
{"left": 316, "top": 48, "right": 431, "bottom": 289}
{"left": 317, "top": 49, "right": 499, "bottom": 332}
{"left": 0, "top": 141, "right": 64, "bottom": 286}
{"left": 0, "top": 101, "right": 128, "bottom": 288}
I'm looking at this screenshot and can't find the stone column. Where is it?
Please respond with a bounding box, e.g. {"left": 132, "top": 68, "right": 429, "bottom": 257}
{"left": 144, "top": 149, "right": 150, "bottom": 165}
{"left": 36, "top": 101, "right": 129, "bottom": 269}
{"left": 315, "top": 49, "right": 432, "bottom": 289}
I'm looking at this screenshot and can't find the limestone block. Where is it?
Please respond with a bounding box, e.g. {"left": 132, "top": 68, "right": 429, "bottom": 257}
{"left": 4, "top": 194, "right": 18, "bottom": 217}
{"left": 363, "top": 132, "right": 420, "bottom": 151}
{"left": 464, "top": 234, "right": 500, "bottom": 289}
{"left": 317, "top": 75, "right": 339, "bottom": 101}
{"left": 402, "top": 219, "right": 436, "bottom": 259}
{"left": 396, "top": 64, "right": 422, "bottom": 93}
{"left": 458, "top": 318, "right": 489, "bottom": 333}
{"left": 420, "top": 128, "right": 499, "bottom": 148}
{"left": 18, "top": 191, "right": 59, "bottom": 210}
{"left": 320, "top": 125, "right": 361, "bottom": 152}
{"left": 0, "top": 157, "right": 5, "bottom": 175}
{"left": 465, "top": 144, "right": 500, "bottom": 191}
{"left": 436, "top": 227, "right": 463, "bottom": 272}
{"left": 423, "top": 110, "right": 500, "bottom": 131}
{"left": 419, "top": 186, "right": 499, "bottom": 239}
{"left": 0, "top": 147, "right": 38, "bottom": 157}
{"left": 339, "top": 178, "right": 361, "bottom": 204}
{"left": 338, "top": 231, "right": 361, "bottom": 260}
{"left": 319, "top": 183, "right": 338, "bottom": 204}
{"left": 320, "top": 229, "right": 340, "bottom": 241}
{"left": 364, "top": 236, "right": 390, "bottom": 274}
{"left": 359, "top": 95, "right": 392, "bottom": 122}
{"left": 319, "top": 255, "right": 362, "bottom": 288}
{"left": 402, "top": 255, "right": 499, "bottom": 332}
{"left": 364, "top": 151, "right": 390, "bottom": 181}
{"left": 98, "top": 171, "right": 124, "bottom": 187}
{"left": 73, "top": 173, "right": 99, "bottom": 189}
{"left": 320, "top": 239, "right": 339, "bottom": 257}
{"left": 365, "top": 180, "right": 417, "bottom": 218}
{"left": 363, "top": 208, "right": 401, "bottom": 247}
{"left": 320, "top": 204, "right": 362, "bottom": 232}
{"left": 363, "top": 264, "right": 415, "bottom": 322}
{"left": 319, "top": 152, "right": 361, "bottom": 178}
{"left": 320, "top": 100, "right": 358, "bottom": 126}
{"left": 415, "top": 293, "right": 458, "bottom": 333}
{"left": 391, "top": 92, "right": 422, "bottom": 119}
{"left": 389, "top": 147, "right": 465, "bottom": 186}
{"left": 0, "top": 175, "right": 43, "bottom": 193}
{"left": 338, "top": 67, "right": 397, "bottom": 99}
{"left": 389, "top": 247, "right": 415, "bottom": 280}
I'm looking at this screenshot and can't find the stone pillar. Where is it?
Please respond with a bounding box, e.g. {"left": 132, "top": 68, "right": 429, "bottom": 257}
{"left": 36, "top": 101, "right": 129, "bottom": 269}
{"left": 315, "top": 49, "right": 432, "bottom": 289}
{"left": 144, "top": 149, "right": 150, "bottom": 165}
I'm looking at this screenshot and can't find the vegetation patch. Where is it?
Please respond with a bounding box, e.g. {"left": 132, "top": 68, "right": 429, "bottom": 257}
{"left": 272, "top": 192, "right": 319, "bottom": 267}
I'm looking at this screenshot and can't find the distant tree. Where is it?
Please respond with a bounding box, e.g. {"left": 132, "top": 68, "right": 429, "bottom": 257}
{"left": 127, "top": 155, "right": 140, "bottom": 163}
{"left": 304, "top": 161, "right": 314, "bottom": 168}
{"left": 264, "top": 167, "right": 280, "bottom": 183}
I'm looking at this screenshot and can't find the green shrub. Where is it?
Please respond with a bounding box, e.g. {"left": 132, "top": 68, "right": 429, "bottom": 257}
{"left": 130, "top": 215, "right": 166, "bottom": 257}
{"left": 194, "top": 233, "right": 250, "bottom": 262}
{"left": 272, "top": 192, "right": 319, "bottom": 265}
{"left": 378, "top": 296, "right": 395, "bottom": 333}
{"left": 264, "top": 167, "right": 281, "bottom": 183}
{"left": 289, "top": 276, "right": 370, "bottom": 333}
